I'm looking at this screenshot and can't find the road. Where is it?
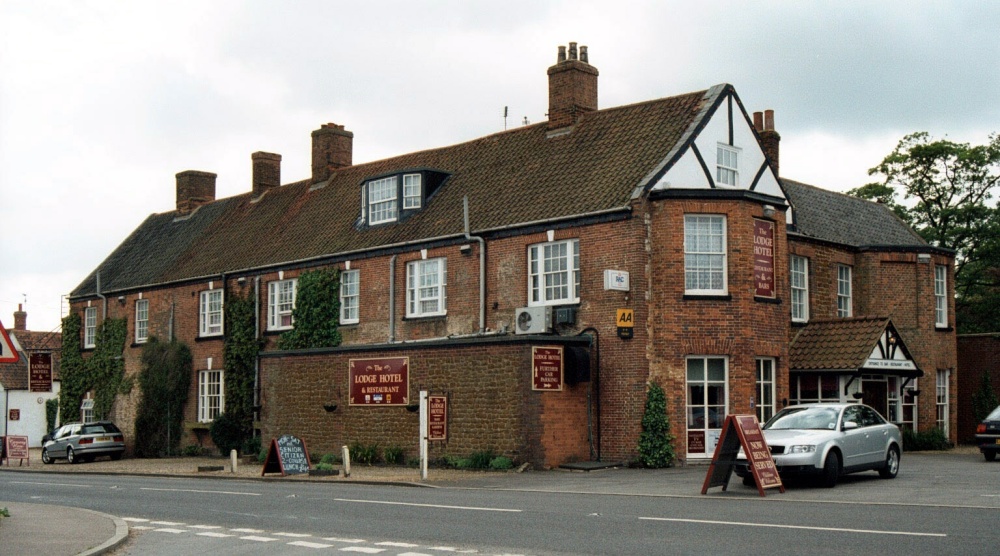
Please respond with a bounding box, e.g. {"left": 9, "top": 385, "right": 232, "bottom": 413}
{"left": 3, "top": 465, "right": 998, "bottom": 555}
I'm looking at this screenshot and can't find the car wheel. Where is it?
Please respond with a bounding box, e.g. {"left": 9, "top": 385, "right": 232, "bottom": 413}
{"left": 879, "top": 445, "right": 900, "bottom": 479}
{"left": 986, "top": 451, "right": 997, "bottom": 462}
{"left": 820, "top": 452, "right": 840, "bottom": 488}
{"left": 110, "top": 452, "right": 123, "bottom": 461}
{"left": 66, "top": 446, "right": 77, "bottom": 464}
{"left": 41, "top": 448, "right": 53, "bottom": 464}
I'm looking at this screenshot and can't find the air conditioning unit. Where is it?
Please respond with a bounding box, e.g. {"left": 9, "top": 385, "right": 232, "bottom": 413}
{"left": 515, "top": 306, "right": 552, "bottom": 335}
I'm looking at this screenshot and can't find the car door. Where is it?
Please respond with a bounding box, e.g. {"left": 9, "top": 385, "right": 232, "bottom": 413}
{"left": 65, "top": 424, "right": 82, "bottom": 457}
{"left": 859, "top": 405, "right": 890, "bottom": 465}
{"left": 839, "top": 406, "right": 871, "bottom": 470}
{"left": 49, "top": 425, "right": 70, "bottom": 456}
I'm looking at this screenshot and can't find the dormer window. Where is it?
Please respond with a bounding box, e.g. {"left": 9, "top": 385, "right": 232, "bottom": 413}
{"left": 716, "top": 144, "right": 740, "bottom": 187}
{"left": 368, "top": 176, "right": 399, "bottom": 225}
{"left": 403, "top": 174, "right": 422, "bottom": 209}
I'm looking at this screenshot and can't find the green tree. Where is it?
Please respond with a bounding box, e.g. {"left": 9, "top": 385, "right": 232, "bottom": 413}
{"left": 637, "top": 382, "right": 676, "bottom": 468}
{"left": 134, "top": 338, "right": 192, "bottom": 457}
{"left": 850, "top": 132, "right": 1000, "bottom": 332}
{"left": 277, "top": 268, "right": 342, "bottom": 350}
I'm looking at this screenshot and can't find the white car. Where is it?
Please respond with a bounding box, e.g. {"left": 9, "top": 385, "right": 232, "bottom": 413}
{"left": 735, "top": 403, "right": 901, "bottom": 488}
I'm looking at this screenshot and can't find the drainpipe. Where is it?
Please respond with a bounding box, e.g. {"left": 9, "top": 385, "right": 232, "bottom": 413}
{"left": 463, "top": 196, "right": 486, "bottom": 334}
{"left": 389, "top": 255, "right": 397, "bottom": 343}
{"left": 95, "top": 272, "right": 107, "bottom": 320}
{"left": 253, "top": 276, "right": 261, "bottom": 412}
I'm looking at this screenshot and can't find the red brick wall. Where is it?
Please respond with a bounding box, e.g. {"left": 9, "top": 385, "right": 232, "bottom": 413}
{"left": 957, "top": 334, "right": 1000, "bottom": 443}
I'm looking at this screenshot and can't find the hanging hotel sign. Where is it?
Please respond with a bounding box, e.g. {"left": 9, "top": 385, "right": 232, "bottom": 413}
{"left": 29, "top": 353, "right": 53, "bottom": 393}
{"left": 349, "top": 357, "right": 409, "bottom": 406}
{"left": 753, "top": 219, "right": 775, "bottom": 298}
{"left": 532, "top": 346, "right": 563, "bottom": 391}
{"left": 427, "top": 395, "right": 448, "bottom": 441}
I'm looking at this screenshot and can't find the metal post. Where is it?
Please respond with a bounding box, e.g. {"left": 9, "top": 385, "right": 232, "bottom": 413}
{"left": 419, "top": 390, "right": 428, "bottom": 480}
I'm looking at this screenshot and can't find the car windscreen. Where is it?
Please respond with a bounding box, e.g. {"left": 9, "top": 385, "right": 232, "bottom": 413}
{"left": 82, "top": 424, "right": 118, "bottom": 435}
{"left": 764, "top": 407, "right": 839, "bottom": 430}
{"left": 987, "top": 405, "right": 1000, "bottom": 421}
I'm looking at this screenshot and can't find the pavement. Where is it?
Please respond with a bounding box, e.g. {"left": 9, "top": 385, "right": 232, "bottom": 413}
{"left": 0, "top": 445, "right": 994, "bottom": 555}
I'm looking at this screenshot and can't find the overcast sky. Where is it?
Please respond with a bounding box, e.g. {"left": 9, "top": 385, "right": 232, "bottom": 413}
{"left": 1, "top": 1, "right": 997, "bottom": 333}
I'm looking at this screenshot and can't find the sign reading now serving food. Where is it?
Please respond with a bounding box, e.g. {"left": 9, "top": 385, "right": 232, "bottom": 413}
{"left": 349, "top": 357, "right": 409, "bottom": 406}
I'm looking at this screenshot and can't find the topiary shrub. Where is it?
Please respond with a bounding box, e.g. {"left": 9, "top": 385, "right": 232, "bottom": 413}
{"left": 637, "top": 382, "right": 676, "bottom": 468}
{"left": 209, "top": 412, "right": 243, "bottom": 456}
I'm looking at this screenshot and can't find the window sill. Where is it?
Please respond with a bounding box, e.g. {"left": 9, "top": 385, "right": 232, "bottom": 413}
{"left": 754, "top": 296, "right": 782, "bottom": 305}
{"left": 682, "top": 294, "right": 732, "bottom": 301}
{"left": 791, "top": 320, "right": 808, "bottom": 328}
{"left": 402, "top": 314, "right": 448, "bottom": 321}
{"left": 935, "top": 326, "right": 954, "bottom": 332}
{"left": 184, "top": 421, "right": 211, "bottom": 431}
{"left": 195, "top": 335, "right": 224, "bottom": 342}
{"left": 339, "top": 321, "right": 359, "bottom": 327}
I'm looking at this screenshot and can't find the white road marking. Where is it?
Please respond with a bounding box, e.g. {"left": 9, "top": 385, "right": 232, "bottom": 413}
{"left": 189, "top": 524, "right": 223, "bottom": 529}
{"left": 141, "top": 487, "right": 260, "bottom": 496}
{"left": 340, "top": 548, "right": 386, "bottom": 554}
{"left": 639, "top": 516, "right": 947, "bottom": 537}
{"left": 274, "top": 532, "right": 313, "bottom": 537}
{"left": 130, "top": 525, "right": 155, "bottom": 530}
{"left": 323, "top": 537, "right": 367, "bottom": 543}
{"left": 377, "top": 541, "right": 420, "bottom": 547}
{"left": 398, "top": 553, "right": 434, "bottom": 556}
{"left": 334, "top": 498, "right": 521, "bottom": 513}
{"left": 197, "top": 532, "right": 234, "bottom": 538}
{"left": 427, "top": 548, "right": 459, "bottom": 552}
{"left": 11, "top": 480, "right": 91, "bottom": 488}
{"left": 122, "top": 517, "right": 149, "bottom": 523}
{"left": 231, "top": 528, "right": 265, "bottom": 533}
{"left": 290, "top": 541, "right": 335, "bottom": 548}
{"left": 240, "top": 535, "right": 279, "bottom": 542}
{"left": 153, "top": 528, "right": 188, "bottom": 534}
{"left": 150, "top": 521, "right": 185, "bottom": 526}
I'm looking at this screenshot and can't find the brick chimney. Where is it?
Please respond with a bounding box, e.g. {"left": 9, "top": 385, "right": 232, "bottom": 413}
{"left": 252, "top": 151, "right": 282, "bottom": 196}
{"left": 547, "top": 42, "right": 598, "bottom": 130}
{"left": 175, "top": 170, "right": 217, "bottom": 214}
{"left": 753, "top": 109, "right": 781, "bottom": 176}
{"left": 311, "top": 123, "right": 353, "bottom": 183}
{"left": 13, "top": 303, "right": 26, "bottom": 331}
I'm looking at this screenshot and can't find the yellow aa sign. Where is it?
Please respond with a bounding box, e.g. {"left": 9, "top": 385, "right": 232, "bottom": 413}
{"left": 616, "top": 309, "right": 634, "bottom": 328}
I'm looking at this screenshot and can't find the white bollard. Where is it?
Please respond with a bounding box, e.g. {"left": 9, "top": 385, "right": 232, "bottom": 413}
{"left": 342, "top": 445, "right": 351, "bottom": 477}
{"left": 231, "top": 449, "right": 238, "bottom": 473}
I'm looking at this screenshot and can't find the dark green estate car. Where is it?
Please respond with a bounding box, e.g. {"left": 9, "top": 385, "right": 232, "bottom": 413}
{"left": 41, "top": 421, "right": 125, "bottom": 464}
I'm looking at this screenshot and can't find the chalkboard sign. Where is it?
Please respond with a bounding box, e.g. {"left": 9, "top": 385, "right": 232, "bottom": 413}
{"left": 261, "top": 435, "right": 311, "bottom": 476}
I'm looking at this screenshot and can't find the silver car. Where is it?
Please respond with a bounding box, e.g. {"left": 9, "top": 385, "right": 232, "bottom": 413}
{"left": 41, "top": 421, "right": 125, "bottom": 464}
{"left": 735, "top": 403, "right": 901, "bottom": 488}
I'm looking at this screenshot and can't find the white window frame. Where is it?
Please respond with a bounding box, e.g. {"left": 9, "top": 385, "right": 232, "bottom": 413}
{"left": 936, "top": 369, "right": 950, "bottom": 436}
{"left": 81, "top": 398, "right": 95, "bottom": 424}
{"left": 367, "top": 176, "right": 398, "bottom": 224}
{"left": 135, "top": 299, "right": 149, "bottom": 344}
{"left": 84, "top": 307, "right": 97, "bottom": 348}
{"left": 790, "top": 255, "right": 809, "bottom": 322}
{"left": 716, "top": 144, "right": 740, "bottom": 187}
{"left": 790, "top": 374, "right": 841, "bottom": 405}
{"left": 686, "top": 356, "right": 729, "bottom": 458}
{"left": 198, "top": 370, "right": 224, "bottom": 423}
{"left": 403, "top": 173, "right": 422, "bottom": 209}
{"left": 340, "top": 269, "right": 360, "bottom": 324}
{"left": 837, "top": 265, "right": 852, "bottom": 317}
{"left": 267, "top": 279, "right": 297, "bottom": 331}
{"left": 199, "top": 289, "right": 224, "bottom": 337}
{"left": 755, "top": 358, "right": 776, "bottom": 425}
{"left": 684, "top": 215, "right": 728, "bottom": 295}
{"left": 406, "top": 258, "right": 447, "bottom": 317}
{"left": 935, "top": 265, "right": 948, "bottom": 328}
{"left": 528, "top": 239, "right": 580, "bottom": 306}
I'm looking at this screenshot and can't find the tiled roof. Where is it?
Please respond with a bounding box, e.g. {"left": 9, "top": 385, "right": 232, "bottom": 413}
{"left": 789, "top": 317, "right": 890, "bottom": 372}
{"left": 783, "top": 179, "right": 929, "bottom": 248}
{"left": 0, "top": 330, "right": 61, "bottom": 389}
{"left": 71, "top": 89, "right": 710, "bottom": 298}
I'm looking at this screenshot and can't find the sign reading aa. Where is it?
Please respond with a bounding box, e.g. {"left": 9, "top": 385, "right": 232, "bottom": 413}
{"left": 532, "top": 346, "right": 563, "bottom": 391}
{"left": 753, "top": 219, "right": 775, "bottom": 298}
{"left": 701, "top": 415, "right": 783, "bottom": 497}
{"left": 349, "top": 357, "right": 409, "bottom": 406}
{"left": 616, "top": 308, "right": 634, "bottom": 340}
{"left": 29, "top": 353, "right": 52, "bottom": 393}
{"left": 261, "top": 434, "right": 311, "bottom": 476}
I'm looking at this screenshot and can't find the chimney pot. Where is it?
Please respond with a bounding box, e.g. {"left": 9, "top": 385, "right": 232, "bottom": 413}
{"left": 252, "top": 151, "right": 282, "bottom": 197}
{"left": 580, "top": 45, "right": 588, "bottom": 63}
{"left": 753, "top": 111, "right": 764, "bottom": 132}
{"left": 13, "top": 303, "right": 26, "bottom": 331}
{"left": 311, "top": 123, "right": 354, "bottom": 183}
{"left": 764, "top": 109, "right": 775, "bottom": 131}
{"left": 558, "top": 45, "right": 566, "bottom": 62}
{"left": 175, "top": 170, "right": 217, "bottom": 214}
{"left": 569, "top": 42, "right": 578, "bottom": 60}
{"left": 757, "top": 109, "right": 780, "bottom": 177}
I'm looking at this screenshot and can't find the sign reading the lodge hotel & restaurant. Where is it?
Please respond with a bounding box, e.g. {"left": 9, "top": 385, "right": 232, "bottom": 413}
{"left": 349, "top": 357, "right": 409, "bottom": 406}
{"left": 753, "top": 218, "right": 775, "bottom": 298}
{"left": 532, "top": 346, "right": 563, "bottom": 391}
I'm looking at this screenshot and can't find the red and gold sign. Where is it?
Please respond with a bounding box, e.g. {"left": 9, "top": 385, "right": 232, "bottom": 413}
{"left": 753, "top": 219, "right": 775, "bottom": 298}
{"left": 532, "top": 346, "right": 563, "bottom": 391}
{"left": 349, "top": 357, "right": 409, "bottom": 406}
{"left": 29, "top": 353, "right": 52, "bottom": 393}
{"left": 735, "top": 415, "right": 782, "bottom": 490}
{"left": 428, "top": 395, "right": 448, "bottom": 441}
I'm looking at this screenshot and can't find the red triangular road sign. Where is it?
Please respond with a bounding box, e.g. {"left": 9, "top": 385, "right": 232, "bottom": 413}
{"left": 0, "top": 320, "right": 20, "bottom": 363}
